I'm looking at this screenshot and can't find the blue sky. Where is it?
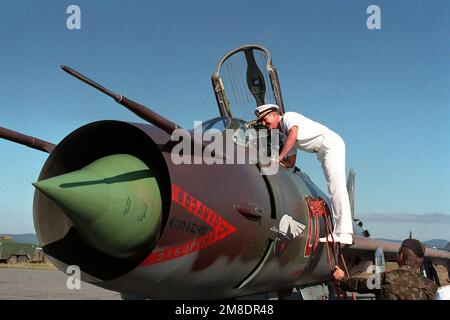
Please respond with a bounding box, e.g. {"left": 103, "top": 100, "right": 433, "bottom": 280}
{"left": 0, "top": 0, "right": 449, "bottom": 241}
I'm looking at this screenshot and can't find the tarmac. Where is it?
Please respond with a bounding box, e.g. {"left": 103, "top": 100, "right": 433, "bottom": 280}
{"left": 0, "top": 268, "right": 121, "bottom": 300}
{"left": 0, "top": 265, "right": 446, "bottom": 300}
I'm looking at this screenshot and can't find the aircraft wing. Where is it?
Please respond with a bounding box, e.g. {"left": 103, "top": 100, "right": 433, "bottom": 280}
{"left": 345, "top": 235, "right": 450, "bottom": 269}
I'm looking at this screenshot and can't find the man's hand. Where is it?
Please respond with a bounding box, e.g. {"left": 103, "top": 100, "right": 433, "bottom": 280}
{"left": 280, "top": 154, "right": 296, "bottom": 168}
{"left": 333, "top": 266, "right": 346, "bottom": 281}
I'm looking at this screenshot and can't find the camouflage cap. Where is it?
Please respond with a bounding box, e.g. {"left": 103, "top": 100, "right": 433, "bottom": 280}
{"left": 401, "top": 238, "right": 426, "bottom": 258}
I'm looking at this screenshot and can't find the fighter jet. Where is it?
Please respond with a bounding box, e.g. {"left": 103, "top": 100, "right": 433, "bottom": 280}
{"left": 1, "top": 45, "right": 449, "bottom": 299}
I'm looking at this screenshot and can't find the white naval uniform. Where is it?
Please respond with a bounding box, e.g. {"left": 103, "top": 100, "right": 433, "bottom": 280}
{"left": 280, "top": 112, "right": 353, "bottom": 236}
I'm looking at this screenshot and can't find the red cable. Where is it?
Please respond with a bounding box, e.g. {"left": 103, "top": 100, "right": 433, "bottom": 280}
{"left": 308, "top": 197, "right": 354, "bottom": 300}
{"left": 340, "top": 252, "right": 356, "bottom": 300}
{"left": 322, "top": 207, "right": 346, "bottom": 299}
{"left": 322, "top": 199, "right": 354, "bottom": 300}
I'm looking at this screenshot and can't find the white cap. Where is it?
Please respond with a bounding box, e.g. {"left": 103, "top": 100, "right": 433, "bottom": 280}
{"left": 254, "top": 104, "right": 280, "bottom": 120}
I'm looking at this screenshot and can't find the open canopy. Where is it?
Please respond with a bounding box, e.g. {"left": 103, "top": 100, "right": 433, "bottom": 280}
{"left": 211, "top": 44, "right": 285, "bottom": 122}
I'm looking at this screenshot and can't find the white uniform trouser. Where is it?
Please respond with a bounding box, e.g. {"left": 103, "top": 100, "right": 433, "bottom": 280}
{"left": 316, "top": 134, "right": 353, "bottom": 235}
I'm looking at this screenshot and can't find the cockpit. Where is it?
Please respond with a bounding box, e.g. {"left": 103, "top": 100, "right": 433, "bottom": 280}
{"left": 195, "top": 116, "right": 279, "bottom": 159}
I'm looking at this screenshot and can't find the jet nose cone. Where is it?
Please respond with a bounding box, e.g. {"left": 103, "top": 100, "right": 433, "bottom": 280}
{"left": 33, "top": 154, "right": 162, "bottom": 257}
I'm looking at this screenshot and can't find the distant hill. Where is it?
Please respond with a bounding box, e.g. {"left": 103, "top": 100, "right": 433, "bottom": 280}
{"left": 0, "top": 233, "right": 38, "bottom": 245}
{"left": 376, "top": 238, "right": 402, "bottom": 244}
{"left": 423, "top": 239, "right": 449, "bottom": 250}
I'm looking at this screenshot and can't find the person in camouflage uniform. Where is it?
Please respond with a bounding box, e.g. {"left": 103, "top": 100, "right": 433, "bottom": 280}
{"left": 333, "top": 238, "right": 438, "bottom": 300}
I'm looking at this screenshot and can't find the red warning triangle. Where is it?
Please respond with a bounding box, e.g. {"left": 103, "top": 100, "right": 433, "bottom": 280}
{"left": 141, "top": 184, "right": 236, "bottom": 265}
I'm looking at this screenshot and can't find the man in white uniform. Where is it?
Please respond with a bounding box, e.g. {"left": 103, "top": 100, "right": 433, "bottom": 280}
{"left": 255, "top": 104, "right": 353, "bottom": 244}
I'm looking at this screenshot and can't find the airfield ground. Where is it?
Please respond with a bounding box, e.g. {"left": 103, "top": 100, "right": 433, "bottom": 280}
{"left": 0, "top": 265, "right": 121, "bottom": 300}
{"left": 0, "top": 262, "right": 447, "bottom": 300}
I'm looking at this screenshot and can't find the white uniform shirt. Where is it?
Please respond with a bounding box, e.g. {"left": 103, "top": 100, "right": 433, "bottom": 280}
{"left": 280, "top": 112, "right": 335, "bottom": 154}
